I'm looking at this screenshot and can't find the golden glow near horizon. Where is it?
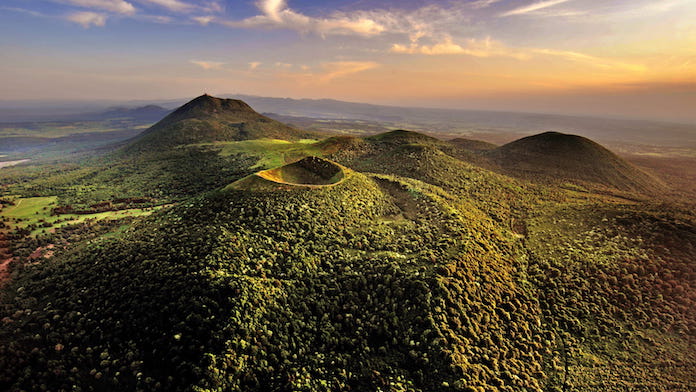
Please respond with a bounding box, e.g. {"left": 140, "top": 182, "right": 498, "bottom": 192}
{"left": 2, "top": 0, "right": 696, "bottom": 120}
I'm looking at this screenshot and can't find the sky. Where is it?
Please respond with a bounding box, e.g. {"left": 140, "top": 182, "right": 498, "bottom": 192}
{"left": 2, "top": 0, "right": 696, "bottom": 121}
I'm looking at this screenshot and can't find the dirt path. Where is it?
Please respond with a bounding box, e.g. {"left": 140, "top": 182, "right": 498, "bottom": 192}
{"left": 0, "top": 159, "right": 30, "bottom": 169}
{"left": 0, "top": 231, "right": 13, "bottom": 286}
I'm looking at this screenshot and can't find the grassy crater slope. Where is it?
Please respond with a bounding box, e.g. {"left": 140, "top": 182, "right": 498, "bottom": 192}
{"left": 227, "top": 156, "right": 347, "bottom": 191}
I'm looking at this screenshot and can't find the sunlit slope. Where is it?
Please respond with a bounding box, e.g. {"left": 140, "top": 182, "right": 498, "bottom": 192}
{"left": 0, "top": 168, "right": 551, "bottom": 391}
{"left": 29, "top": 96, "right": 318, "bottom": 206}
{"left": 227, "top": 156, "right": 347, "bottom": 191}
{"left": 322, "top": 130, "right": 550, "bottom": 228}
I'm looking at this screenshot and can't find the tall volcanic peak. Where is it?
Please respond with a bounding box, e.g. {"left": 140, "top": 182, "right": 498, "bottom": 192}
{"left": 165, "top": 94, "right": 256, "bottom": 121}
{"left": 488, "top": 131, "right": 663, "bottom": 193}
{"left": 125, "top": 94, "right": 316, "bottom": 150}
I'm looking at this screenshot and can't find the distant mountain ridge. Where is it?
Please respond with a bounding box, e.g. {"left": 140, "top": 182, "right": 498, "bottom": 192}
{"left": 96, "top": 105, "right": 170, "bottom": 122}
{"left": 3, "top": 94, "right": 696, "bottom": 149}
{"left": 228, "top": 94, "right": 696, "bottom": 148}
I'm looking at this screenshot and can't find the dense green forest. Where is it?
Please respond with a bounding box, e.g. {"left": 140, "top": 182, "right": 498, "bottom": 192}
{"left": 0, "top": 96, "right": 694, "bottom": 391}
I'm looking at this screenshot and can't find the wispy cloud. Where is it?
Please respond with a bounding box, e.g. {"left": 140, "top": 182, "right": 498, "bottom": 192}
{"left": 270, "top": 61, "right": 379, "bottom": 83}
{"left": 531, "top": 9, "right": 586, "bottom": 17}
{"left": 391, "top": 36, "right": 646, "bottom": 72}
{"left": 136, "top": 0, "right": 193, "bottom": 12}
{"left": 530, "top": 49, "right": 646, "bottom": 72}
{"left": 500, "top": 0, "right": 572, "bottom": 17}
{"left": 0, "top": 6, "right": 49, "bottom": 18}
{"left": 391, "top": 36, "right": 529, "bottom": 59}
{"left": 137, "top": 14, "right": 174, "bottom": 23}
{"left": 220, "top": 0, "right": 385, "bottom": 36}
{"left": 61, "top": 0, "right": 135, "bottom": 14}
{"left": 249, "top": 62, "right": 262, "bottom": 70}
{"left": 67, "top": 11, "right": 107, "bottom": 27}
{"left": 610, "top": 0, "right": 690, "bottom": 19}
{"left": 470, "top": 0, "right": 503, "bottom": 9}
{"left": 317, "top": 61, "right": 379, "bottom": 81}
{"left": 190, "top": 60, "right": 225, "bottom": 70}
{"left": 192, "top": 15, "right": 215, "bottom": 25}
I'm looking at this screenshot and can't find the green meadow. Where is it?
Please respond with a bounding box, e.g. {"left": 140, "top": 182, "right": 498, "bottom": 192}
{"left": 204, "top": 138, "right": 321, "bottom": 169}
{"left": 1, "top": 196, "right": 162, "bottom": 236}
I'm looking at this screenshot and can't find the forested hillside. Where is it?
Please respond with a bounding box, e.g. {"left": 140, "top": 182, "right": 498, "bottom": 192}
{"left": 1, "top": 97, "right": 694, "bottom": 391}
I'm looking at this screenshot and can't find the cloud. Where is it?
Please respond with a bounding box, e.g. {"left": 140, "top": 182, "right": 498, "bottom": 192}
{"left": 136, "top": 0, "right": 193, "bottom": 12}
{"left": 275, "top": 62, "right": 293, "bottom": 68}
{"left": 249, "top": 62, "right": 262, "bottom": 70}
{"left": 531, "top": 49, "right": 647, "bottom": 72}
{"left": 142, "top": 14, "right": 173, "bottom": 23}
{"left": 500, "top": 0, "right": 571, "bottom": 17}
{"left": 356, "top": 3, "right": 480, "bottom": 44}
{"left": 609, "top": 0, "right": 689, "bottom": 19}
{"left": 190, "top": 60, "right": 225, "bottom": 70}
{"left": 0, "top": 6, "right": 48, "bottom": 18}
{"left": 391, "top": 37, "right": 529, "bottom": 59}
{"left": 201, "top": 1, "right": 223, "bottom": 14}
{"left": 130, "top": 0, "right": 222, "bottom": 14}
{"left": 260, "top": 0, "right": 285, "bottom": 21}
{"left": 221, "top": 0, "right": 385, "bottom": 36}
{"left": 61, "top": 0, "right": 135, "bottom": 14}
{"left": 531, "top": 10, "right": 587, "bottom": 17}
{"left": 470, "top": 0, "right": 503, "bottom": 8}
{"left": 67, "top": 11, "right": 107, "bottom": 27}
{"left": 271, "top": 61, "right": 379, "bottom": 83}
{"left": 193, "top": 15, "right": 215, "bottom": 25}
{"left": 318, "top": 61, "right": 379, "bottom": 82}
{"left": 391, "top": 36, "right": 646, "bottom": 72}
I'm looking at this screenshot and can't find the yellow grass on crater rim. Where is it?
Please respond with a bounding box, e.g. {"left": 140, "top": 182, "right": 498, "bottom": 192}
{"left": 256, "top": 157, "right": 347, "bottom": 186}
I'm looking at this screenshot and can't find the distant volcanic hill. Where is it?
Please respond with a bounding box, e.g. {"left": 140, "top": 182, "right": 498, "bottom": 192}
{"left": 487, "top": 131, "right": 663, "bottom": 193}
{"left": 126, "top": 94, "right": 316, "bottom": 150}
{"left": 365, "top": 129, "right": 442, "bottom": 145}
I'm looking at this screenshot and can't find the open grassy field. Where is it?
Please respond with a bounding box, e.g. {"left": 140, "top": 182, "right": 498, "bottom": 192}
{"left": 0, "top": 160, "right": 30, "bottom": 168}
{"left": 206, "top": 138, "right": 321, "bottom": 169}
{"left": 0, "top": 121, "right": 150, "bottom": 139}
{"left": 1, "top": 196, "right": 57, "bottom": 221}
{"left": 1, "top": 196, "right": 162, "bottom": 236}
